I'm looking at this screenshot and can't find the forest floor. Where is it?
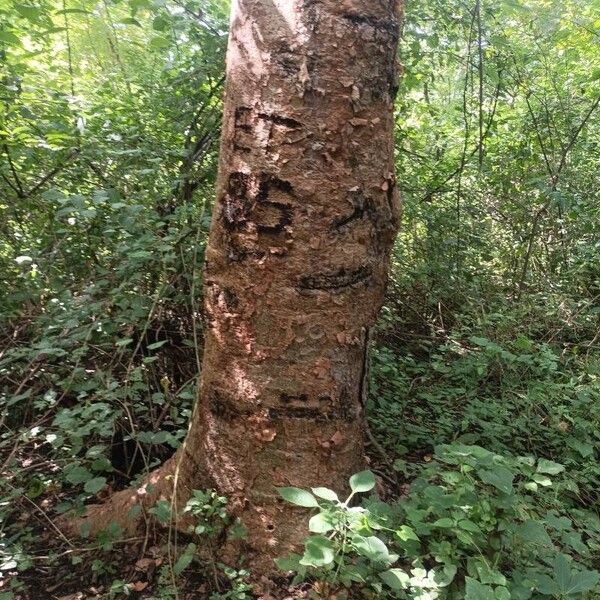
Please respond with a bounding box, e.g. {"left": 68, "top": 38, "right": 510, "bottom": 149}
{"left": 2, "top": 299, "right": 600, "bottom": 599}
{"left": 3, "top": 435, "right": 395, "bottom": 600}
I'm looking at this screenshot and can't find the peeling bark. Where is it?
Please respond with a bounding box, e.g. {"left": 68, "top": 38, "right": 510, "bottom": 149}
{"left": 62, "top": 0, "right": 403, "bottom": 576}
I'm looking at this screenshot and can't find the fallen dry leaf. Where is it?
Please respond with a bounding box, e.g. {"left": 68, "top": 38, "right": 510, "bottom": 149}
{"left": 131, "top": 581, "right": 149, "bottom": 592}
{"left": 134, "top": 557, "right": 155, "bottom": 571}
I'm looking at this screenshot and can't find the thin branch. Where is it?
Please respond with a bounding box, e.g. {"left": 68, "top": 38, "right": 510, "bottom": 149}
{"left": 62, "top": 0, "right": 76, "bottom": 98}
{"left": 26, "top": 148, "right": 80, "bottom": 197}
{"left": 3, "top": 144, "right": 25, "bottom": 196}
{"left": 422, "top": 80, "right": 501, "bottom": 202}
{"left": 0, "top": 169, "right": 21, "bottom": 195}
{"left": 475, "top": 0, "right": 484, "bottom": 169}
{"left": 555, "top": 95, "right": 600, "bottom": 179}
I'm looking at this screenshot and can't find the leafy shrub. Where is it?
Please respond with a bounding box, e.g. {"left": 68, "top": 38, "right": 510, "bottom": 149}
{"left": 277, "top": 447, "right": 600, "bottom": 599}
{"left": 369, "top": 334, "right": 600, "bottom": 505}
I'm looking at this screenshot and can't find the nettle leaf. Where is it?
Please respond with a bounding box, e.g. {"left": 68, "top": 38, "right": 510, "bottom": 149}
{"left": 477, "top": 466, "right": 514, "bottom": 494}
{"left": 536, "top": 459, "right": 564, "bottom": 475}
{"left": 300, "top": 535, "right": 335, "bottom": 567}
{"left": 353, "top": 535, "right": 390, "bottom": 562}
{"left": 277, "top": 487, "right": 319, "bottom": 508}
{"left": 349, "top": 470, "right": 376, "bottom": 493}
{"left": 311, "top": 487, "right": 339, "bottom": 502}
{"left": 380, "top": 568, "right": 410, "bottom": 590}
{"left": 84, "top": 477, "right": 106, "bottom": 494}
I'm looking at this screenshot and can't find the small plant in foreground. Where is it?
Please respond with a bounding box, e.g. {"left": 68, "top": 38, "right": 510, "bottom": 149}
{"left": 276, "top": 445, "right": 600, "bottom": 599}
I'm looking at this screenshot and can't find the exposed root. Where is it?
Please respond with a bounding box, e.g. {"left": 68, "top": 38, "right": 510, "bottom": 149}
{"left": 57, "top": 451, "right": 201, "bottom": 539}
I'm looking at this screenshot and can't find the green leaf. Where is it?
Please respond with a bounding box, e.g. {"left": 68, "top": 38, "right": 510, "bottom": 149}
{"left": 55, "top": 8, "right": 92, "bottom": 15}
{"left": 151, "top": 431, "right": 170, "bottom": 444}
{"left": 150, "top": 500, "right": 172, "bottom": 524}
{"left": 551, "top": 553, "right": 600, "bottom": 595}
{"left": 121, "top": 17, "right": 143, "bottom": 27}
{"left": 0, "top": 560, "right": 17, "bottom": 571}
{"left": 147, "top": 340, "right": 167, "bottom": 350}
{"left": 349, "top": 470, "right": 376, "bottom": 493}
{"left": 566, "top": 570, "right": 600, "bottom": 595}
{"left": 300, "top": 535, "right": 335, "bottom": 567}
{"left": 153, "top": 15, "right": 170, "bottom": 31}
{"left": 554, "top": 553, "right": 572, "bottom": 594}
{"left": 471, "top": 559, "right": 506, "bottom": 586}
{"left": 456, "top": 530, "right": 475, "bottom": 545}
{"left": 562, "top": 531, "right": 587, "bottom": 554}
{"left": 173, "top": 551, "right": 194, "bottom": 575}
{"left": 149, "top": 36, "right": 170, "bottom": 50}
{"left": 397, "top": 525, "right": 420, "bottom": 541}
{"left": 277, "top": 487, "right": 319, "bottom": 508}
{"left": 128, "top": 505, "right": 142, "bottom": 520}
{"left": 494, "top": 587, "right": 510, "bottom": 600}
{"left": 435, "top": 564, "right": 458, "bottom": 587}
{"left": 84, "top": 477, "right": 106, "bottom": 494}
{"left": 66, "top": 466, "right": 93, "bottom": 485}
{"left": 353, "top": 535, "right": 390, "bottom": 562}
{"left": 517, "top": 520, "right": 552, "bottom": 546}
{"left": 566, "top": 437, "right": 594, "bottom": 458}
{"left": 16, "top": 5, "right": 42, "bottom": 21}
{"left": 459, "top": 519, "right": 482, "bottom": 533}
{"left": 465, "top": 577, "right": 495, "bottom": 600}
{"left": 380, "top": 568, "right": 410, "bottom": 590}
{"left": 311, "top": 487, "right": 339, "bottom": 502}
{"left": 309, "top": 511, "right": 336, "bottom": 533}
{"left": 536, "top": 459, "right": 564, "bottom": 475}
{"left": 477, "top": 466, "right": 514, "bottom": 494}
{"left": 433, "top": 517, "right": 454, "bottom": 528}
{"left": 275, "top": 554, "right": 302, "bottom": 572}
{"left": 0, "top": 31, "right": 20, "bottom": 45}
{"left": 532, "top": 474, "right": 552, "bottom": 486}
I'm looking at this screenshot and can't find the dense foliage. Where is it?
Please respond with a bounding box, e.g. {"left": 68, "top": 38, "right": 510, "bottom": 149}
{"left": 0, "top": 0, "right": 598, "bottom": 598}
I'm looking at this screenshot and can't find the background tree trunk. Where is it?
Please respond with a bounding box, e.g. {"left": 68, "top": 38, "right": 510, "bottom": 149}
{"left": 66, "top": 0, "right": 402, "bottom": 575}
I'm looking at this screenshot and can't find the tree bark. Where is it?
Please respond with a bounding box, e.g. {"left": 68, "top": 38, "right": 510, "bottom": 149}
{"left": 63, "top": 0, "right": 403, "bottom": 576}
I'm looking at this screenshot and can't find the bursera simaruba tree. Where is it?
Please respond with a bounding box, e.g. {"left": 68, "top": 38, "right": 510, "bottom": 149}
{"left": 64, "top": 0, "right": 403, "bottom": 574}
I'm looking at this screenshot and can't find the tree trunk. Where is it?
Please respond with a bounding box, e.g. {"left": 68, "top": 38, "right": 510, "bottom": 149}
{"left": 64, "top": 0, "right": 402, "bottom": 576}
